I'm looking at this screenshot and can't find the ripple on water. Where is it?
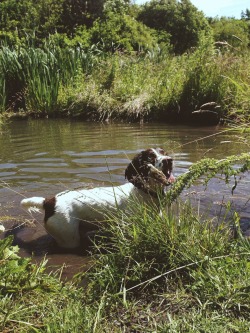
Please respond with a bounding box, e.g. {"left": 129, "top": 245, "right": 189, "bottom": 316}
{"left": 1, "top": 119, "right": 250, "bottom": 279}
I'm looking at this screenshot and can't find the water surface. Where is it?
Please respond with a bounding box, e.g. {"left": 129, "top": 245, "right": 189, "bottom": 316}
{"left": 1, "top": 119, "right": 249, "bottom": 278}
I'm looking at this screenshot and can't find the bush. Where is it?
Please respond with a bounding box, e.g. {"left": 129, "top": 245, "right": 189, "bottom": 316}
{"left": 90, "top": 11, "right": 161, "bottom": 53}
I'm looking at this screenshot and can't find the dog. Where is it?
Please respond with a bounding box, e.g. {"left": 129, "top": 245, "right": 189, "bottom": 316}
{"left": 21, "top": 148, "right": 175, "bottom": 248}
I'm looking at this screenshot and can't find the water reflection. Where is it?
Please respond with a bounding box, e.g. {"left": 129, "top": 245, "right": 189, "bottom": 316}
{"left": 1, "top": 120, "right": 249, "bottom": 189}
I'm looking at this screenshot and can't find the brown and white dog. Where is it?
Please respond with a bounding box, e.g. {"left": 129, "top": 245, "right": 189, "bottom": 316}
{"left": 21, "top": 148, "right": 175, "bottom": 248}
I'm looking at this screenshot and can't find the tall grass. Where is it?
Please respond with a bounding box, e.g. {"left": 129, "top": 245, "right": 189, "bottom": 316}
{"left": 53, "top": 38, "right": 250, "bottom": 122}
{"left": 81, "top": 198, "right": 250, "bottom": 332}
{"left": 1, "top": 151, "right": 250, "bottom": 331}
{"left": 1, "top": 35, "right": 250, "bottom": 121}
{"left": 79, "top": 152, "right": 250, "bottom": 331}
{"left": 0, "top": 43, "right": 101, "bottom": 115}
{"left": 1, "top": 201, "right": 249, "bottom": 332}
{"left": 0, "top": 75, "right": 6, "bottom": 113}
{"left": 0, "top": 46, "right": 24, "bottom": 113}
{"left": 24, "top": 48, "right": 60, "bottom": 114}
{"left": 223, "top": 76, "right": 250, "bottom": 123}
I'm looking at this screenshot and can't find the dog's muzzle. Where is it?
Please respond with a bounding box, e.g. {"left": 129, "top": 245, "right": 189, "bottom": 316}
{"left": 148, "top": 162, "right": 175, "bottom": 186}
{"left": 162, "top": 158, "right": 175, "bottom": 184}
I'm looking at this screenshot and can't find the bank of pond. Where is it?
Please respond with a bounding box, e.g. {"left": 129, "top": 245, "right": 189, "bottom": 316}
{"left": 1, "top": 36, "right": 250, "bottom": 126}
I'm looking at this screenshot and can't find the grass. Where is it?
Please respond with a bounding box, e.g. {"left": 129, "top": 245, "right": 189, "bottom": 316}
{"left": 1, "top": 34, "right": 250, "bottom": 123}
{"left": 1, "top": 152, "right": 250, "bottom": 331}
{"left": 79, "top": 194, "right": 250, "bottom": 332}
{"left": 0, "top": 201, "right": 250, "bottom": 332}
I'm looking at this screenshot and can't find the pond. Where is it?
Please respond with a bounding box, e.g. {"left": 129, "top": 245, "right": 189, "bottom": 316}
{"left": 1, "top": 119, "right": 250, "bottom": 279}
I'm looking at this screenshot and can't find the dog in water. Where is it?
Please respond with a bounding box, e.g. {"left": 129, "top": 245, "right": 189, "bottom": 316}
{"left": 21, "top": 148, "right": 175, "bottom": 248}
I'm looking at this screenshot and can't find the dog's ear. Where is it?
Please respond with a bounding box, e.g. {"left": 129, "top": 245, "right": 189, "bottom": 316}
{"left": 125, "top": 152, "right": 141, "bottom": 184}
{"left": 125, "top": 151, "right": 150, "bottom": 187}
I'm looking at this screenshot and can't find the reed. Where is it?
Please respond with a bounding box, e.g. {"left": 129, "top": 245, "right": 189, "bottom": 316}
{"left": 1, "top": 35, "right": 250, "bottom": 122}
{"left": 22, "top": 48, "right": 59, "bottom": 114}
{"left": 0, "top": 46, "right": 25, "bottom": 112}
{"left": 0, "top": 44, "right": 101, "bottom": 115}
{"left": 0, "top": 75, "right": 6, "bottom": 113}
{"left": 81, "top": 198, "right": 250, "bottom": 331}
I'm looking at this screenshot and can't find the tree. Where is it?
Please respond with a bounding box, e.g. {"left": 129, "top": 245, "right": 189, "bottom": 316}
{"left": 58, "top": 0, "right": 105, "bottom": 34}
{"left": 241, "top": 8, "right": 250, "bottom": 20}
{"left": 138, "top": 0, "right": 211, "bottom": 54}
{"left": 0, "top": 0, "right": 64, "bottom": 41}
{"left": 90, "top": 11, "right": 162, "bottom": 52}
{"left": 0, "top": 0, "right": 38, "bottom": 32}
{"left": 211, "top": 17, "right": 249, "bottom": 49}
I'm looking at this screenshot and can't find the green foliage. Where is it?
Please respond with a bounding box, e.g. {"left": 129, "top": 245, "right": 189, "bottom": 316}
{"left": 0, "top": 0, "right": 249, "bottom": 123}
{"left": 90, "top": 11, "right": 159, "bottom": 53}
{"left": 241, "top": 8, "right": 250, "bottom": 20}
{"left": 211, "top": 17, "right": 250, "bottom": 50}
{"left": 83, "top": 198, "right": 250, "bottom": 331}
{"left": 0, "top": 0, "right": 37, "bottom": 32}
{"left": 166, "top": 152, "right": 250, "bottom": 203}
{"left": 23, "top": 47, "right": 60, "bottom": 114}
{"left": 1, "top": 152, "right": 250, "bottom": 331}
{"left": 0, "top": 236, "right": 55, "bottom": 294}
{"left": 0, "top": 35, "right": 250, "bottom": 122}
{"left": 59, "top": 0, "right": 105, "bottom": 33}
{"left": 225, "top": 76, "right": 250, "bottom": 123}
{"left": 0, "top": 0, "right": 64, "bottom": 41}
{"left": 0, "top": 46, "right": 26, "bottom": 112}
{"left": 0, "top": 43, "right": 104, "bottom": 115}
{"left": 103, "top": 0, "right": 131, "bottom": 15}
{"left": 190, "top": 255, "right": 250, "bottom": 316}
{"left": 0, "top": 236, "right": 91, "bottom": 332}
{"left": 80, "top": 152, "right": 250, "bottom": 331}
{"left": 85, "top": 152, "right": 250, "bottom": 296}
{"left": 138, "top": 0, "right": 211, "bottom": 54}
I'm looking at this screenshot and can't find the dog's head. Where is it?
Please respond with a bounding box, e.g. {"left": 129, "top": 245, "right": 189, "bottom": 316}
{"left": 125, "top": 148, "right": 175, "bottom": 194}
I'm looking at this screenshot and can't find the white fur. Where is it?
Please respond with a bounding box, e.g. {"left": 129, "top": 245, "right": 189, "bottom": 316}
{"left": 21, "top": 197, "right": 44, "bottom": 213}
{"left": 0, "top": 224, "right": 5, "bottom": 234}
{"left": 21, "top": 183, "right": 157, "bottom": 248}
{"left": 20, "top": 148, "right": 174, "bottom": 248}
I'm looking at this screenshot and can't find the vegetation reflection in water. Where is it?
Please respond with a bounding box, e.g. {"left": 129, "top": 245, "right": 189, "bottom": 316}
{"left": 1, "top": 119, "right": 249, "bottom": 188}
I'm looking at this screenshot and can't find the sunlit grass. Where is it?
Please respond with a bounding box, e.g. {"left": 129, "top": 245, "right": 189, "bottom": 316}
{"left": 0, "top": 198, "right": 250, "bottom": 332}
{"left": 79, "top": 196, "right": 250, "bottom": 332}
{"left": 1, "top": 35, "right": 250, "bottom": 122}
{"left": 0, "top": 150, "right": 250, "bottom": 331}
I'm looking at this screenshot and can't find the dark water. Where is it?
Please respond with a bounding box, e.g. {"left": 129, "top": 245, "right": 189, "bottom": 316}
{"left": 1, "top": 119, "right": 250, "bottom": 279}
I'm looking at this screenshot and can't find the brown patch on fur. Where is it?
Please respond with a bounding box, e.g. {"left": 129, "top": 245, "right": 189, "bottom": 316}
{"left": 43, "top": 197, "right": 56, "bottom": 223}
{"left": 124, "top": 148, "right": 174, "bottom": 197}
{"left": 125, "top": 149, "right": 153, "bottom": 188}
